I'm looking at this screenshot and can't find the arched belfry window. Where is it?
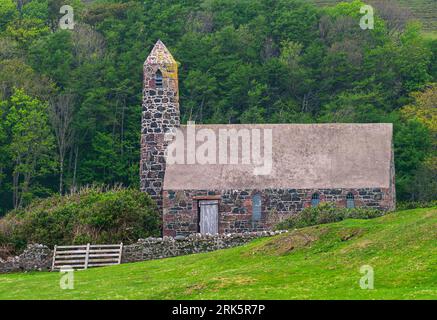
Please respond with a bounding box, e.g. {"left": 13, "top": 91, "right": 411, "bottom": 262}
{"left": 155, "top": 70, "right": 163, "bottom": 88}
{"left": 346, "top": 193, "right": 355, "bottom": 209}
{"left": 311, "top": 193, "right": 320, "bottom": 207}
{"left": 252, "top": 194, "right": 262, "bottom": 222}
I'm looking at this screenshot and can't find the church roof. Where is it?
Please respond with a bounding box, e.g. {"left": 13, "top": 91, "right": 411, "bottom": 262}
{"left": 163, "top": 123, "right": 393, "bottom": 190}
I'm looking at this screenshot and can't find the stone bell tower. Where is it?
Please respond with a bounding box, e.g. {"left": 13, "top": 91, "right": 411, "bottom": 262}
{"left": 140, "top": 40, "right": 180, "bottom": 211}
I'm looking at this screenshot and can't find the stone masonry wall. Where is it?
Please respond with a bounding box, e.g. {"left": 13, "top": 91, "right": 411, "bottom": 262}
{"left": 0, "top": 244, "right": 52, "bottom": 273}
{"left": 121, "top": 231, "right": 287, "bottom": 263}
{"left": 140, "top": 40, "right": 180, "bottom": 211}
{"left": 163, "top": 188, "right": 394, "bottom": 236}
{"left": 0, "top": 232, "right": 287, "bottom": 273}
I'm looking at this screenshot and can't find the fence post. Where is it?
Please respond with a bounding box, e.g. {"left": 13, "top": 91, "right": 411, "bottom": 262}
{"left": 118, "top": 242, "right": 123, "bottom": 264}
{"left": 51, "top": 245, "right": 57, "bottom": 271}
{"left": 84, "top": 243, "right": 90, "bottom": 269}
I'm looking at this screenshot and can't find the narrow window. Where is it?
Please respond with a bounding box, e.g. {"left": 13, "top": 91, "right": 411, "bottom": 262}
{"left": 155, "top": 70, "right": 163, "bottom": 88}
{"left": 346, "top": 192, "right": 355, "bottom": 209}
{"left": 311, "top": 193, "right": 320, "bottom": 207}
{"left": 252, "top": 194, "right": 262, "bottom": 222}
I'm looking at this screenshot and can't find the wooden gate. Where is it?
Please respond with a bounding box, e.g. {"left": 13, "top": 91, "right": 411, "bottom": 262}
{"left": 199, "top": 200, "right": 219, "bottom": 234}
{"left": 52, "top": 243, "right": 123, "bottom": 271}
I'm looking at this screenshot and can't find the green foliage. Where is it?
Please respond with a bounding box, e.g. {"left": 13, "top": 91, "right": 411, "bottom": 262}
{"left": 0, "top": 89, "right": 56, "bottom": 211}
{"left": 0, "top": 58, "right": 55, "bottom": 100}
{"left": 0, "top": 0, "right": 17, "bottom": 32}
{"left": 5, "top": 17, "right": 49, "bottom": 47}
{"left": 397, "top": 200, "right": 437, "bottom": 210}
{"left": 0, "top": 0, "right": 435, "bottom": 213}
{"left": 397, "top": 23, "right": 432, "bottom": 93}
{"left": 319, "top": 91, "right": 385, "bottom": 123}
{"left": 29, "top": 31, "right": 74, "bottom": 88}
{"left": 274, "top": 202, "right": 384, "bottom": 230}
{"left": 0, "top": 186, "right": 160, "bottom": 252}
{"left": 22, "top": 0, "right": 49, "bottom": 22}
{"left": 271, "top": 0, "right": 320, "bottom": 46}
{"left": 394, "top": 118, "right": 432, "bottom": 199}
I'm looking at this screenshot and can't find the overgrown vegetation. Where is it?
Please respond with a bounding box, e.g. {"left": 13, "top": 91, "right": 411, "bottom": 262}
{"left": 274, "top": 203, "right": 384, "bottom": 230}
{"left": 0, "top": 207, "right": 435, "bottom": 299}
{"left": 397, "top": 200, "right": 437, "bottom": 210}
{"left": 312, "top": 0, "right": 437, "bottom": 33}
{"left": 0, "top": 186, "right": 160, "bottom": 253}
{"left": 0, "top": 0, "right": 436, "bottom": 214}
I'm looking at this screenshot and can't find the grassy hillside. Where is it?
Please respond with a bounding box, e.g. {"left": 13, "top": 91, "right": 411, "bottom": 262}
{"left": 0, "top": 207, "right": 436, "bottom": 300}
{"left": 312, "top": 0, "right": 437, "bottom": 33}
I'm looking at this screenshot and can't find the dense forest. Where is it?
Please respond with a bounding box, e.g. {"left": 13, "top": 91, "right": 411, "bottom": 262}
{"left": 0, "top": 0, "right": 436, "bottom": 215}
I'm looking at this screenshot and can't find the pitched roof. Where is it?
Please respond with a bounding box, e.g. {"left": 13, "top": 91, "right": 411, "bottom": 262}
{"left": 163, "top": 123, "right": 393, "bottom": 190}
{"left": 144, "top": 40, "right": 177, "bottom": 68}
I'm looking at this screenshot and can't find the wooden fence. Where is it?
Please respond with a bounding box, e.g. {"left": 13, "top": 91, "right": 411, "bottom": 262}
{"left": 51, "top": 243, "right": 123, "bottom": 271}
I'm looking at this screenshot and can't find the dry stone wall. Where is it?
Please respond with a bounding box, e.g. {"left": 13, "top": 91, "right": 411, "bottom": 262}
{"left": 122, "top": 231, "right": 287, "bottom": 263}
{"left": 0, "top": 231, "right": 286, "bottom": 273}
{"left": 0, "top": 244, "right": 52, "bottom": 273}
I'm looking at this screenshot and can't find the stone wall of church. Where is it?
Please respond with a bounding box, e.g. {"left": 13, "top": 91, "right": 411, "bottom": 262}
{"left": 162, "top": 188, "right": 393, "bottom": 236}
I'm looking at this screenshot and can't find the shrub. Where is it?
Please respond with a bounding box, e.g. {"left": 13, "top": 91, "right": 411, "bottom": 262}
{"left": 274, "top": 203, "right": 384, "bottom": 230}
{"left": 0, "top": 186, "right": 161, "bottom": 253}
{"left": 397, "top": 200, "right": 437, "bottom": 210}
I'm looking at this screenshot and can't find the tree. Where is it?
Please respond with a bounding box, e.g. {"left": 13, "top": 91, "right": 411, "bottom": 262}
{"left": 319, "top": 91, "right": 385, "bottom": 123}
{"left": 396, "top": 23, "right": 432, "bottom": 94}
{"left": 4, "top": 89, "right": 56, "bottom": 208}
{"left": 394, "top": 118, "right": 432, "bottom": 200}
{"left": 71, "top": 23, "right": 105, "bottom": 65}
{"left": 49, "top": 93, "right": 75, "bottom": 194}
{"left": 407, "top": 157, "right": 437, "bottom": 201}
{"left": 400, "top": 83, "right": 437, "bottom": 146}
{"left": 271, "top": 0, "right": 319, "bottom": 47}
{"left": 28, "top": 30, "right": 74, "bottom": 88}
{"left": 5, "top": 17, "right": 49, "bottom": 47}
{"left": 399, "top": 84, "right": 436, "bottom": 201}
{"left": 0, "top": 0, "right": 17, "bottom": 32}
{"left": 0, "top": 100, "right": 7, "bottom": 192}
{"left": 279, "top": 40, "right": 313, "bottom": 109}
{"left": 0, "top": 58, "right": 54, "bottom": 100}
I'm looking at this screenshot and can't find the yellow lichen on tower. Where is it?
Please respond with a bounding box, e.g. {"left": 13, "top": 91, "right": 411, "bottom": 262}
{"left": 144, "top": 40, "right": 178, "bottom": 91}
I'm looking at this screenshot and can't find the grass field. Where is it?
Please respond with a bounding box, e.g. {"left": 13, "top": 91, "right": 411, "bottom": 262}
{"left": 312, "top": 0, "right": 437, "bottom": 32}
{"left": 0, "top": 207, "right": 435, "bottom": 300}
{"left": 423, "top": 31, "right": 437, "bottom": 40}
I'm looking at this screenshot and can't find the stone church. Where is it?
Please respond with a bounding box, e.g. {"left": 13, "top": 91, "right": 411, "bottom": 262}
{"left": 140, "top": 40, "right": 396, "bottom": 237}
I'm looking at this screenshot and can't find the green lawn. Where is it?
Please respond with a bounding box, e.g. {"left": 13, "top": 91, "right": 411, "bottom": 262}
{"left": 0, "top": 207, "right": 436, "bottom": 300}
{"left": 423, "top": 31, "right": 437, "bottom": 40}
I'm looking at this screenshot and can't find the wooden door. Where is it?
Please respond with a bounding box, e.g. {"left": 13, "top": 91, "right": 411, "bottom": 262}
{"left": 199, "top": 200, "right": 219, "bottom": 234}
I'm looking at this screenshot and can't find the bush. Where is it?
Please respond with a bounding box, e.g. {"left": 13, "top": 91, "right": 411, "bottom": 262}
{"left": 274, "top": 203, "right": 384, "bottom": 230}
{"left": 0, "top": 186, "right": 161, "bottom": 253}
{"left": 397, "top": 200, "right": 437, "bottom": 210}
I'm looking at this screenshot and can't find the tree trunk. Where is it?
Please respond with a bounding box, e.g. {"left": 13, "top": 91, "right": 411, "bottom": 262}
{"left": 72, "top": 145, "right": 78, "bottom": 193}
{"left": 59, "top": 157, "right": 64, "bottom": 194}
{"left": 12, "top": 171, "right": 19, "bottom": 209}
